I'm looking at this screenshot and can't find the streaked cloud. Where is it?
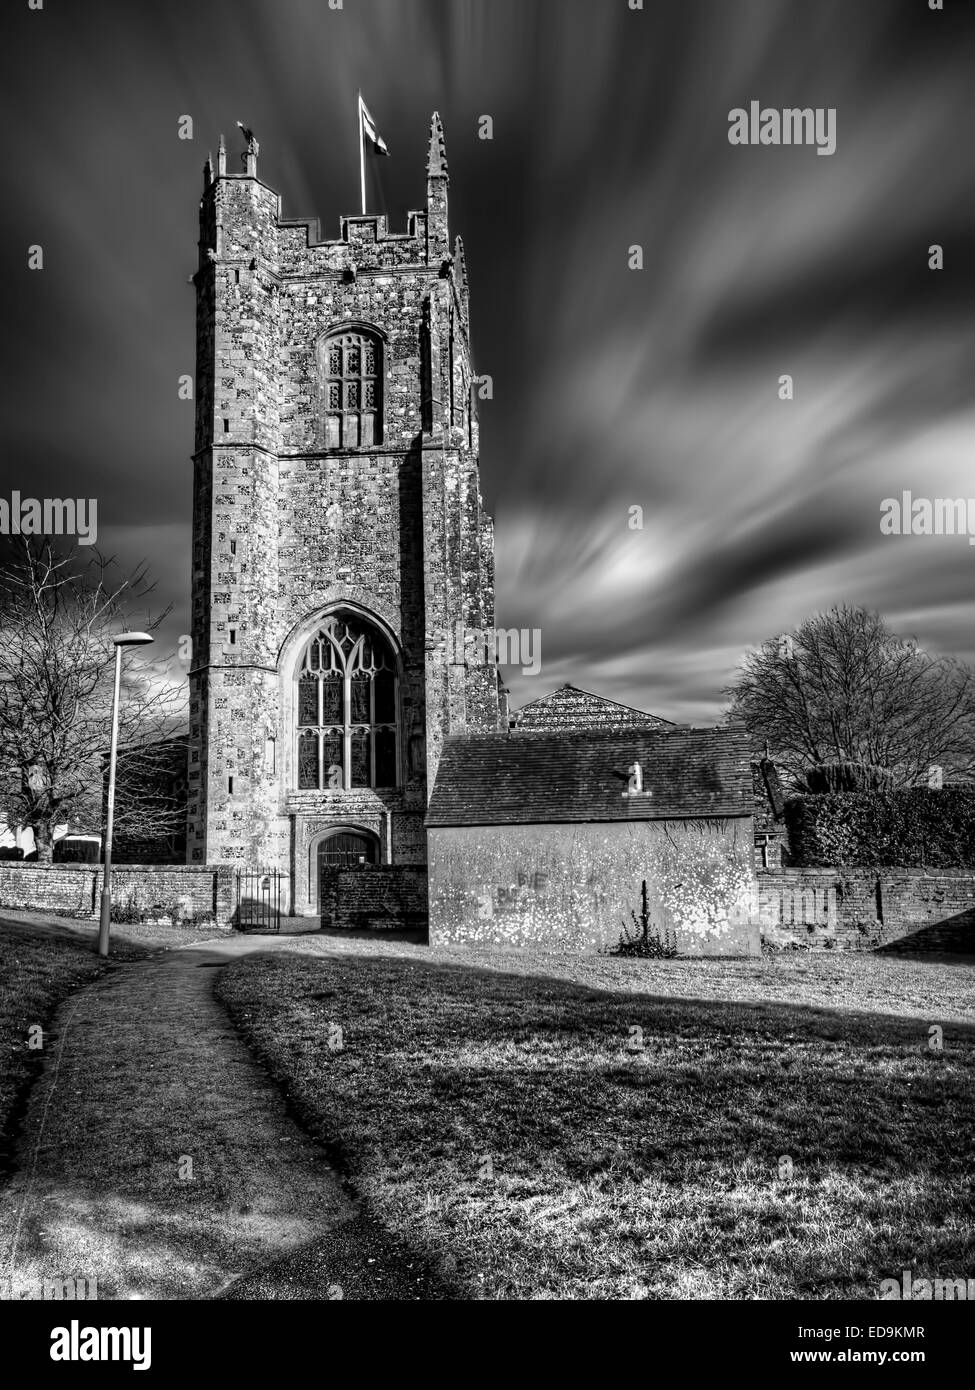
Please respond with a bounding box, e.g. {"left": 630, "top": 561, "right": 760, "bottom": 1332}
{"left": 2, "top": 0, "right": 973, "bottom": 725}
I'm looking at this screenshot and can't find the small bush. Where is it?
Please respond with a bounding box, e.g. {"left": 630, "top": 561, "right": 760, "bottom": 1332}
{"left": 158, "top": 895, "right": 187, "bottom": 925}
{"left": 761, "top": 935, "right": 809, "bottom": 954}
{"left": 607, "top": 881, "right": 678, "bottom": 959}
{"left": 111, "top": 892, "right": 144, "bottom": 924}
{"left": 108, "top": 891, "right": 216, "bottom": 929}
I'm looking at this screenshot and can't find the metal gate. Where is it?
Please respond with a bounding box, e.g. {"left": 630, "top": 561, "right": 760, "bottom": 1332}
{"left": 236, "top": 867, "right": 283, "bottom": 932}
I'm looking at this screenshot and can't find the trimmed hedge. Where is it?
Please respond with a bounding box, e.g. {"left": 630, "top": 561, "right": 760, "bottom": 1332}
{"left": 785, "top": 788, "right": 975, "bottom": 867}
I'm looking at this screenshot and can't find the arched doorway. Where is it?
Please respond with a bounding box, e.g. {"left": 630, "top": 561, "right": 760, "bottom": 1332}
{"left": 316, "top": 829, "right": 379, "bottom": 921}
{"left": 318, "top": 830, "right": 378, "bottom": 871}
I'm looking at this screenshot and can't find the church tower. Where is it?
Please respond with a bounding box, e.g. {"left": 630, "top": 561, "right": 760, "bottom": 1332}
{"left": 187, "top": 115, "right": 504, "bottom": 914}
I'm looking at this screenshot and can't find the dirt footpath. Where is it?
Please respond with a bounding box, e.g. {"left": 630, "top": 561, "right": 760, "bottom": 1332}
{"left": 0, "top": 933, "right": 448, "bottom": 1300}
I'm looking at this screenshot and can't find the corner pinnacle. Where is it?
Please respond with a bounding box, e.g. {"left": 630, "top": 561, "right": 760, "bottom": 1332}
{"left": 427, "top": 111, "right": 449, "bottom": 181}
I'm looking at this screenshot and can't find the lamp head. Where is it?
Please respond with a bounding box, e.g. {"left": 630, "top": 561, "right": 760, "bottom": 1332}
{"left": 113, "top": 632, "right": 154, "bottom": 648}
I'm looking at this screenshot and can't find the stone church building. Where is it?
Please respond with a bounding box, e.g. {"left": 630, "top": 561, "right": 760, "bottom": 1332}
{"left": 187, "top": 114, "right": 760, "bottom": 952}
{"left": 188, "top": 115, "right": 506, "bottom": 915}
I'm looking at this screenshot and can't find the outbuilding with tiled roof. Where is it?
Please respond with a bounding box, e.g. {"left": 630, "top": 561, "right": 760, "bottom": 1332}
{"left": 426, "top": 722, "right": 760, "bottom": 955}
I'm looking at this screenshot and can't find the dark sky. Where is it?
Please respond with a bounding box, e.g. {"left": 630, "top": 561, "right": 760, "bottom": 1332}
{"left": 3, "top": 0, "right": 974, "bottom": 723}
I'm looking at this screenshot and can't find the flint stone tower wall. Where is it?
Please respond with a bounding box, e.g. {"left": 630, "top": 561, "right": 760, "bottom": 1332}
{"left": 187, "top": 117, "right": 504, "bottom": 913}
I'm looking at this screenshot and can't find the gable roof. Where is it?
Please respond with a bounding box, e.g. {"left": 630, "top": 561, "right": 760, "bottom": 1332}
{"left": 510, "top": 682, "right": 676, "bottom": 733}
{"left": 427, "top": 723, "right": 753, "bottom": 827}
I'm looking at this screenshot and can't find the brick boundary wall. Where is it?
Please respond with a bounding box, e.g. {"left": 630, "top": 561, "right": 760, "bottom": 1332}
{"left": 0, "top": 863, "right": 236, "bottom": 929}
{"left": 321, "top": 865, "right": 428, "bottom": 932}
{"left": 757, "top": 867, "right": 975, "bottom": 952}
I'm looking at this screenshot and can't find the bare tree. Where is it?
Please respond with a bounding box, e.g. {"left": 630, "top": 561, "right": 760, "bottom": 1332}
{"left": 0, "top": 537, "right": 185, "bottom": 861}
{"left": 725, "top": 605, "right": 975, "bottom": 789}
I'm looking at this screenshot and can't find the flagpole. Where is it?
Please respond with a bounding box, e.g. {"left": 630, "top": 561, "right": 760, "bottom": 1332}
{"left": 358, "top": 90, "right": 366, "bottom": 215}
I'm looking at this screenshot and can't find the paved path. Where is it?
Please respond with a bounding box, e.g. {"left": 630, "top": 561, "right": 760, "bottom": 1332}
{"left": 0, "top": 930, "right": 447, "bottom": 1300}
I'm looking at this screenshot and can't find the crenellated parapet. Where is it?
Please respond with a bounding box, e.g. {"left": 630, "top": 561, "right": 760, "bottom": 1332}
{"left": 196, "top": 113, "right": 455, "bottom": 278}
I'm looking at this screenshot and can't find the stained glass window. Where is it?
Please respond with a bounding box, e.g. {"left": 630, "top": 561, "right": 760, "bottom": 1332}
{"left": 322, "top": 331, "right": 381, "bottom": 448}
{"left": 374, "top": 728, "right": 397, "bottom": 789}
{"left": 323, "top": 734, "right": 343, "bottom": 789}
{"left": 350, "top": 733, "right": 369, "bottom": 788}
{"left": 298, "top": 731, "right": 319, "bottom": 790}
{"left": 321, "top": 675, "right": 342, "bottom": 725}
{"left": 350, "top": 674, "right": 370, "bottom": 725}
{"left": 295, "top": 614, "right": 398, "bottom": 790}
{"left": 298, "top": 678, "right": 318, "bottom": 727}
{"left": 374, "top": 669, "right": 395, "bottom": 724}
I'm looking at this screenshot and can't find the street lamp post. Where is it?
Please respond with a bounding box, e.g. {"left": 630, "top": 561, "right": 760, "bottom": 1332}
{"left": 98, "top": 631, "right": 154, "bottom": 958}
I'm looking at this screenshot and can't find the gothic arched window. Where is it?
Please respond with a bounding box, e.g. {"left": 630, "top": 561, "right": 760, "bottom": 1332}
{"left": 296, "top": 615, "right": 397, "bottom": 790}
{"left": 323, "top": 330, "right": 382, "bottom": 449}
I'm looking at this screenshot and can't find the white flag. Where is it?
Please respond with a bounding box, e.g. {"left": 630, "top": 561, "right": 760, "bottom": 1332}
{"left": 359, "top": 96, "right": 390, "bottom": 156}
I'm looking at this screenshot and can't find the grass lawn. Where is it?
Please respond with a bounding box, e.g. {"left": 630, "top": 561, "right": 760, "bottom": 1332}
{"left": 218, "top": 944, "right": 975, "bottom": 1299}
{"left": 0, "top": 919, "right": 110, "bottom": 1173}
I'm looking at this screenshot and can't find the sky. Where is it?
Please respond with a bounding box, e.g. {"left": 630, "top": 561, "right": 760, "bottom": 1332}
{"left": 2, "top": 0, "right": 974, "bottom": 724}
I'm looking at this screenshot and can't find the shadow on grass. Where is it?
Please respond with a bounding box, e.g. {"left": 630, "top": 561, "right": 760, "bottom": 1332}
{"left": 216, "top": 950, "right": 973, "bottom": 1178}
{"left": 214, "top": 944, "right": 975, "bottom": 1299}
{"left": 219, "top": 933, "right": 975, "bottom": 1030}
{"left": 0, "top": 912, "right": 229, "bottom": 958}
